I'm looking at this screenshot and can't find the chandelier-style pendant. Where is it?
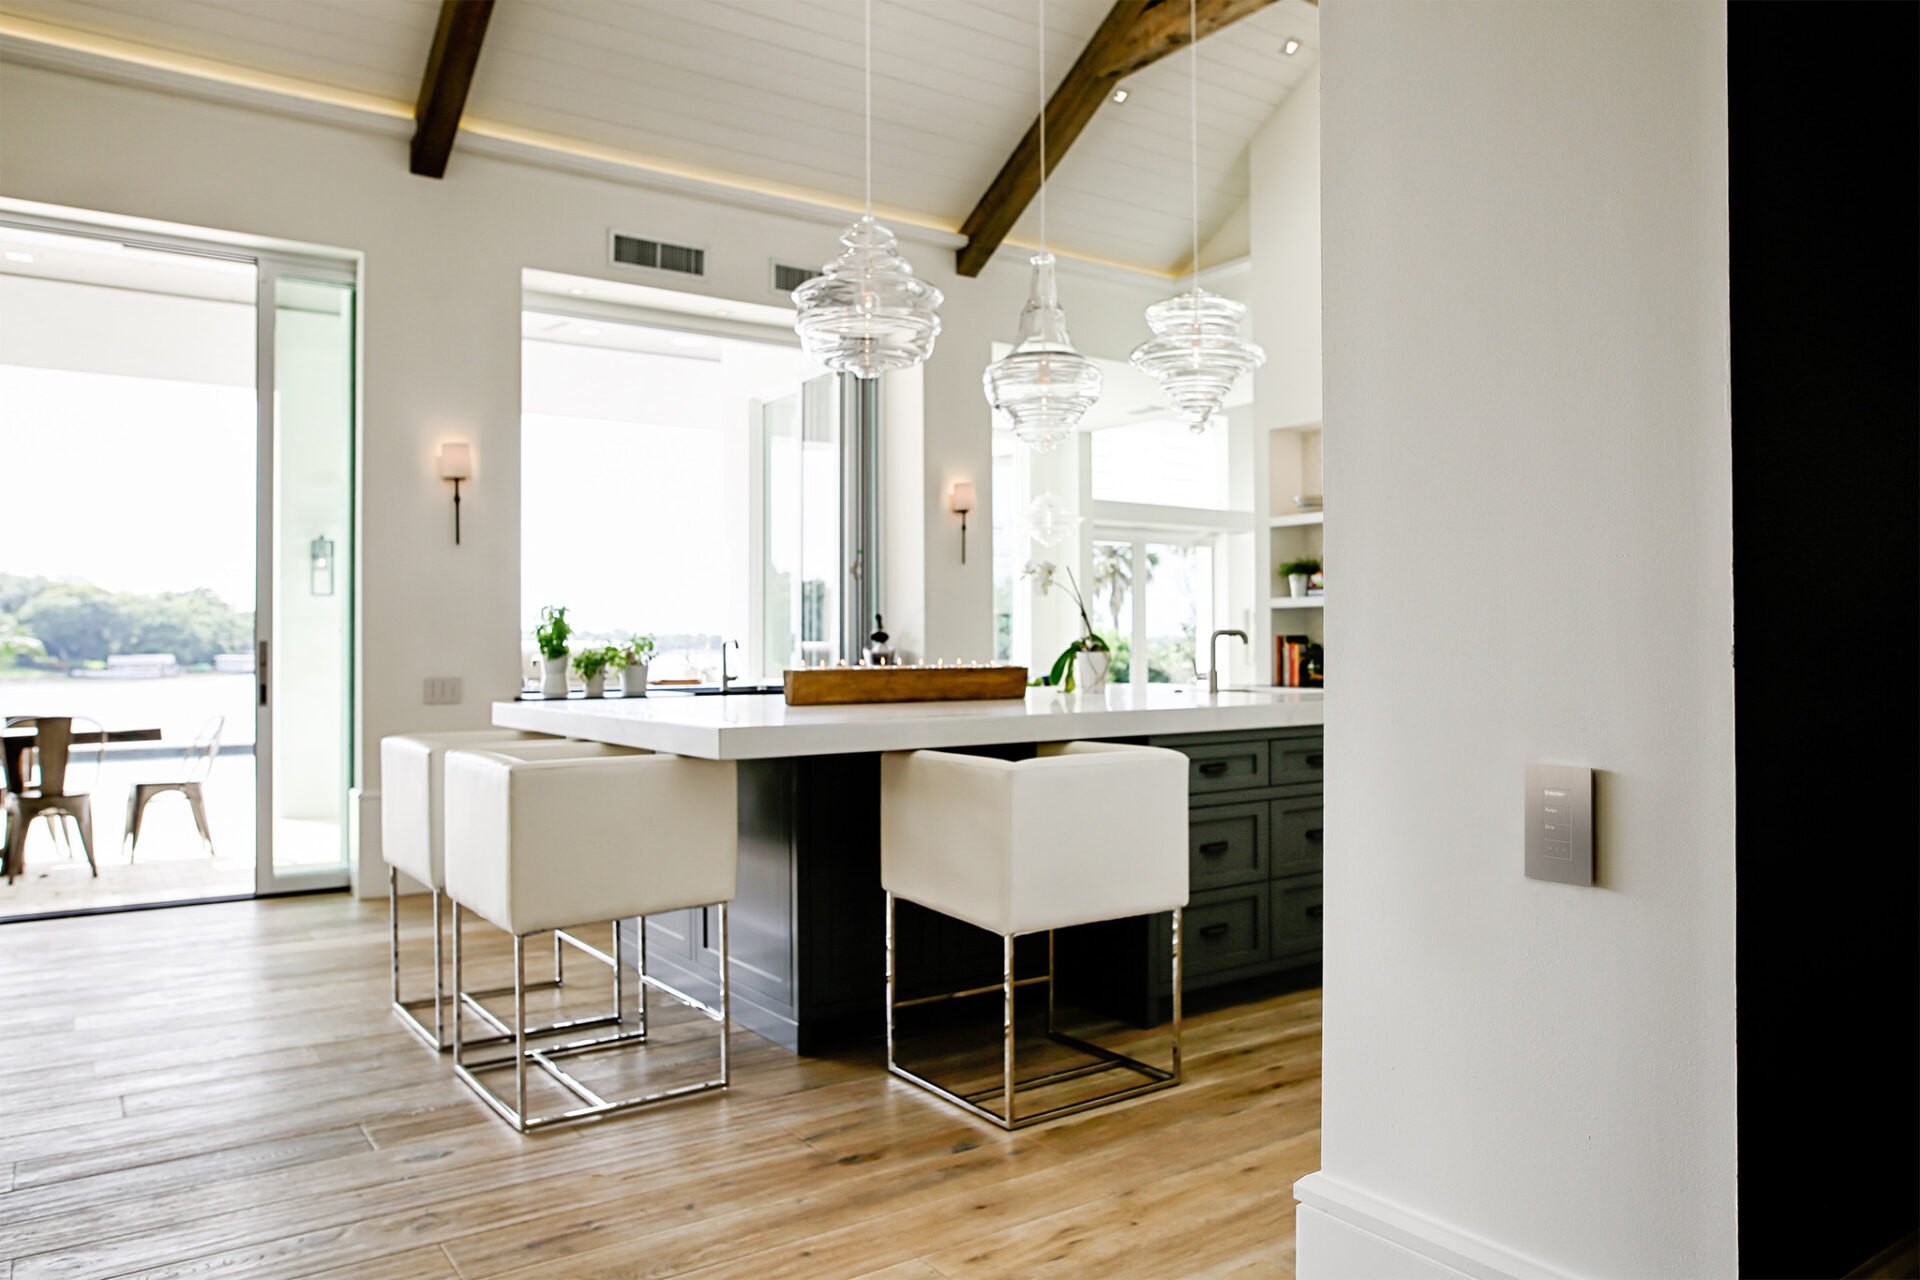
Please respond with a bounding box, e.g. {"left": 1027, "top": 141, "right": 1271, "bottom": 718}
{"left": 1023, "top": 490, "right": 1078, "bottom": 550}
{"left": 983, "top": 253, "right": 1103, "bottom": 452}
{"left": 793, "top": 215, "right": 943, "bottom": 379}
{"left": 1128, "top": 287, "right": 1265, "bottom": 432}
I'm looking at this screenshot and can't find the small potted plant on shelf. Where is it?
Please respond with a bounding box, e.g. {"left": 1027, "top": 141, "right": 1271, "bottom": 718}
{"left": 617, "top": 635, "right": 655, "bottom": 696}
{"left": 1024, "top": 560, "right": 1113, "bottom": 693}
{"left": 572, "top": 645, "right": 617, "bottom": 698}
{"left": 1280, "top": 558, "right": 1322, "bottom": 600}
{"left": 535, "top": 605, "right": 572, "bottom": 697}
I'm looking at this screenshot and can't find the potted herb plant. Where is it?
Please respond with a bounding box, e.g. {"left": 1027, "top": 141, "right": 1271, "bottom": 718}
{"left": 617, "top": 635, "right": 654, "bottom": 696}
{"left": 1280, "top": 558, "right": 1322, "bottom": 600}
{"left": 535, "top": 605, "right": 572, "bottom": 697}
{"left": 1025, "top": 560, "right": 1113, "bottom": 693}
{"left": 572, "top": 645, "right": 616, "bottom": 698}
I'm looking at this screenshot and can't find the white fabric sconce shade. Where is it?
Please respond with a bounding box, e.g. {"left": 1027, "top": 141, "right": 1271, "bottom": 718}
{"left": 437, "top": 442, "right": 472, "bottom": 481}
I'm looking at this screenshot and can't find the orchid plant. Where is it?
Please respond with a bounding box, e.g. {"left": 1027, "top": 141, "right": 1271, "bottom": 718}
{"left": 1023, "top": 559, "right": 1110, "bottom": 690}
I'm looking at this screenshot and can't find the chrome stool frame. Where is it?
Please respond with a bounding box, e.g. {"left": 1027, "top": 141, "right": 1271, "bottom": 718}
{"left": 388, "top": 871, "right": 611, "bottom": 1053}
{"left": 884, "top": 892, "right": 1183, "bottom": 1130}
{"left": 450, "top": 902, "right": 730, "bottom": 1133}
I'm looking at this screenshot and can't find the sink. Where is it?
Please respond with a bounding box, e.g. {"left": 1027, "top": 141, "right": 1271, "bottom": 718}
{"left": 651, "top": 683, "right": 784, "bottom": 697}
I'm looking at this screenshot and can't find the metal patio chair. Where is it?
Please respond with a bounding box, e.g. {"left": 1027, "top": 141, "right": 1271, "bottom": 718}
{"left": 123, "top": 715, "right": 224, "bottom": 860}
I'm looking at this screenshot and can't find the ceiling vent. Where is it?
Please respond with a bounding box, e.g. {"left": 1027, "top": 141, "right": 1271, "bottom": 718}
{"left": 610, "top": 231, "right": 705, "bottom": 277}
{"left": 771, "top": 261, "right": 822, "bottom": 295}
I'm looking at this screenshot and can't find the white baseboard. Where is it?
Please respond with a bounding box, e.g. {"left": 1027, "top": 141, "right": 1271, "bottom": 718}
{"left": 1294, "top": 1173, "right": 1574, "bottom": 1280}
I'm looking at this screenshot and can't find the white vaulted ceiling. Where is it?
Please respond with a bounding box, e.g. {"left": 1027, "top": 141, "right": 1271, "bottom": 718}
{"left": 0, "top": 0, "right": 1318, "bottom": 276}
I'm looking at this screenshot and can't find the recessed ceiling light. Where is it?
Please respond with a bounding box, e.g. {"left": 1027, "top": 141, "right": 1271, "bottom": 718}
{"left": 1281, "top": 37, "right": 1301, "bottom": 56}
{"left": 4, "top": 251, "right": 33, "bottom": 264}
{"left": 567, "top": 287, "right": 585, "bottom": 296}
{"left": 671, "top": 334, "right": 705, "bottom": 348}
{"left": 1110, "top": 87, "right": 1129, "bottom": 104}
{"left": 579, "top": 326, "right": 600, "bottom": 336}
{"left": 714, "top": 308, "right": 733, "bottom": 317}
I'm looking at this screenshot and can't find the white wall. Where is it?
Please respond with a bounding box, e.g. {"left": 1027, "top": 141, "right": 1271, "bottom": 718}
{"left": 1299, "top": 4, "right": 1736, "bottom": 1278}
{"left": 0, "top": 61, "right": 1175, "bottom": 892}
{"left": 1249, "top": 63, "right": 1322, "bottom": 434}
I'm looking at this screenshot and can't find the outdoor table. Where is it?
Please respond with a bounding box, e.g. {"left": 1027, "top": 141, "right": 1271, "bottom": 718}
{"left": 1, "top": 723, "right": 165, "bottom": 795}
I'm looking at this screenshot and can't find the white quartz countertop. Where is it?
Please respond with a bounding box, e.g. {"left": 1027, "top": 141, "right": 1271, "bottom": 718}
{"left": 492, "top": 685, "right": 1324, "bottom": 761}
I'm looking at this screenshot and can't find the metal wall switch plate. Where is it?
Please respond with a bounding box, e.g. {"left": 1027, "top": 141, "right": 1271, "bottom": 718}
{"left": 1525, "top": 763, "right": 1593, "bottom": 886}
{"left": 423, "top": 677, "right": 463, "bottom": 706}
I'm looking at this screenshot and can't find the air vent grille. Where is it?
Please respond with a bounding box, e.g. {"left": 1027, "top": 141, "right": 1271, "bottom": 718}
{"left": 611, "top": 232, "right": 705, "bottom": 277}
{"left": 772, "top": 262, "right": 822, "bottom": 294}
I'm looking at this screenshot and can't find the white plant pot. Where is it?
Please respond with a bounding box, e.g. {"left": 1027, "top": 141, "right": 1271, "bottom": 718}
{"left": 1073, "top": 648, "right": 1111, "bottom": 694}
{"left": 1288, "top": 574, "right": 1310, "bottom": 599}
{"left": 582, "top": 672, "right": 605, "bottom": 698}
{"left": 540, "top": 655, "right": 570, "bottom": 698}
{"left": 619, "top": 662, "right": 647, "bottom": 697}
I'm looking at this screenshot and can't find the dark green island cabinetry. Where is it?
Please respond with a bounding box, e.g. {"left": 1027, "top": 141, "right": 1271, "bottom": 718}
{"left": 620, "top": 726, "right": 1324, "bottom": 1053}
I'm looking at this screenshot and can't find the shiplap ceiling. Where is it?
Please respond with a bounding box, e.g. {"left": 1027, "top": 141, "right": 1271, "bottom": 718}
{"left": 0, "top": 0, "right": 1319, "bottom": 275}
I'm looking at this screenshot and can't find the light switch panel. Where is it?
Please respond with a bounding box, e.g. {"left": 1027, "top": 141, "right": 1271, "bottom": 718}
{"left": 1525, "top": 763, "right": 1592, "bottom": 886}
{"left": 423, "top": 677, "right": 463, "bottom": 706}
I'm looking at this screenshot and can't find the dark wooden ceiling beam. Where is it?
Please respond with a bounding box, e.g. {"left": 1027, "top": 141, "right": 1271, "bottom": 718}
{"left": 410, "top": 0, "right": 495, "bottom": 179}
{"left": 955, "top": 0, "right": 1287, "bottom": 278}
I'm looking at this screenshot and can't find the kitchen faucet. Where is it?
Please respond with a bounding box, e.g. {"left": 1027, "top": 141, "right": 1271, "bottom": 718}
{"left": 1208, "top": 629, "right": 1248, "bottom": 695}
{"left": 719, "top": 639, "right": 740, "bottom": 693}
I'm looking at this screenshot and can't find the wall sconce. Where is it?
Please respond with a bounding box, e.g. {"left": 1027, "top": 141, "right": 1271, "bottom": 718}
{"left": 949, "top": 481, "right": 975, "bottom": 564}
{"left": 438, "top": 442, "right": 472, "bottom": 545}
{"left": 309, "top": 535, "right": 334, "bottom": 596}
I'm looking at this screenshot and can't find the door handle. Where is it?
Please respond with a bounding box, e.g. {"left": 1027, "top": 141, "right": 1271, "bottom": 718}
{"left": 1306, "top": 754, "right": 1324, "bottom": 769}
{"left": 1199, "top": 922, "right": 1230, "bottom": 940}
{"left": 1198, "top": 840, "right": 1231, "bottom": 856}
{"left": 257, "top": 640, "right": 269, "bottom": 707}
{"left": 1197, "top": 760, "right": 1230, "bottom": 777}
{"left": 1306, "top": 904, "right": 1324, "bottom": 922}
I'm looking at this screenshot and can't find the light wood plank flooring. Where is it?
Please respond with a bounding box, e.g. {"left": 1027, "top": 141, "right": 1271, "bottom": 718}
{"left": 0, "top": 894, "right": 1321, "bottom": 1279}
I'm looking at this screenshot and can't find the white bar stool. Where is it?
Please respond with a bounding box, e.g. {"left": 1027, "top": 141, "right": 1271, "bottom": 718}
{"left": 443, "top": 745, "right": 737, "bottom": 1132}
{"left": 381, "top": 730, "right": 553, "bottom": 1049}
{"left": 880, "top": 741, "right": 1189, "bottom": 1129}
{"left": 380, "top": 732, "right": 629, "bottom": 1049}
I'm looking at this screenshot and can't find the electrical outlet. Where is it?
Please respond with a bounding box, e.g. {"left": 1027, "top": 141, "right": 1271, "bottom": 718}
{"left": 423, "top": 677, "right": 463, "bottom": 706}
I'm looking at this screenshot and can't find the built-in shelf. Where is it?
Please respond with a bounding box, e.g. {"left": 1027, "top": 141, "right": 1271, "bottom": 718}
{"left": 1270, "top": 596, "right": 1326, "bottom": 610}
{"left": 1269, "top": 511, "right": 1325, "bottom": 528}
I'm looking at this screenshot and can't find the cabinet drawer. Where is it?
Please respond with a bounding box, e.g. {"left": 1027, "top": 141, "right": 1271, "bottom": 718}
{"left": 1270, "top": 737, "right": 1325, "bottom": 787}
{"left": 1269, "top": 796, "right": 1325, "bottom": 876}
{"left": 1155, "top": 884, "right": 1269, "bottom": 983}
{"left": 1189, "top": 802, "right": 1267, "bottom": 890}
{"left": 1175, "top": 740, "right": 1269, "bottom": 793}
{"left": 1271, "top": 875, "right": 1324, "bottom": 959}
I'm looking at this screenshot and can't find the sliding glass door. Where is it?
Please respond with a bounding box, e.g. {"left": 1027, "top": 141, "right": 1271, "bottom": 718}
{"left": 256, "top": 267, "right": 355, "bottom": 894}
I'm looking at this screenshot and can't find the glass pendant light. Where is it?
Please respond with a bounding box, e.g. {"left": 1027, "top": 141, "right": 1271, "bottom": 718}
{"left": 793, "top": 0, "right": 942, "bottom": 378}
{"left": 1130, "top": 0, "right": 1264, "bottom": 432}
{"left": 982, "top": 0, "right": 1102, "bottom": 452}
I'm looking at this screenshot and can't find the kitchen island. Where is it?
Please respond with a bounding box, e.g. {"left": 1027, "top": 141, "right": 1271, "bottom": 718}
{"left": 495, "top": 686, "right": 1326, "bottom": 1051}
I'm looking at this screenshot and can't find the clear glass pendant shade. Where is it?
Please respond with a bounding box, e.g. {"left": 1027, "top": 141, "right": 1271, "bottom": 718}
{"left": 1128, "top": 287, "right": 1265, "bottom": 432}
{"left": 983, "top": 253, "right": 1104, "bottom": 452}
{"left": 792, "top": 215, "right": 943, "bottom": 379}
{"left": 1023, "top": 491, "right": 1078, "bottom": 550}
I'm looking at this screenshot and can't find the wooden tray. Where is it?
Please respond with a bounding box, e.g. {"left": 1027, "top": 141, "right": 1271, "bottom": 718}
{"left": 783, "top": 665, "right": 1029, "bottom": 706}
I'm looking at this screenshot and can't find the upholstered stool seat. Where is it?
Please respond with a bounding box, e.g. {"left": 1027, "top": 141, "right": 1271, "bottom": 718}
{"left": 881, "top": 741, "right": 1189, "bottom": 1129}
{"left": 443, "top": 744, "right": 737, "bottom": 1132}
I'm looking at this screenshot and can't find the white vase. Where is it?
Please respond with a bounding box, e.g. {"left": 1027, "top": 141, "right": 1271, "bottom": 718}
{"left": 583, "top": 672, "right": 605, "bottom": 698}
{"left": 1288, "top": 574, "right": 1309, "bottom": 599}
{"left": 619, "top": 662, "right": 647, "bottom": 697}
{"left": 1073, "top": 648, "right": 1111, "bottom": 694}
{"left": 541, "top": 655, "right": 570, "bottom": 698}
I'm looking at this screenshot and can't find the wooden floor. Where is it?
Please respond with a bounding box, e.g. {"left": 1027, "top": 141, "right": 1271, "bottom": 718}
{"left": 0, "top": 894, "right": 1321, "bottom": 1279}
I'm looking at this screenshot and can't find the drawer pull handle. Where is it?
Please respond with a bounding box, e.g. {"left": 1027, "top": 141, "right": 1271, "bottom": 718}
{"left": 1306, "top": 754, "right": 1324, "bottom": 769}
{"left": 1198, "top": 923, "right": 1231, "bottom": 940}
{"left": 1197, "top": 761, "right": 1230, "bottom": 777}
{"left": 1306, "top": 829, "right": 1324, "bottom": 844}
{"left": 1306, "top": 904, "right": 1324, "bottom": 921}
{"left": 1198, "top": 840, "right": 1231, "bottom": 856}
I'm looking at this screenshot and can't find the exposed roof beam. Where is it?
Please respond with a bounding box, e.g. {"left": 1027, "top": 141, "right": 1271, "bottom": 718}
{"left": 410, "top": 0, "right": 494, "bottom": 179}
{"left": 955, "top": 0, "right": 1286, "bottom": 278}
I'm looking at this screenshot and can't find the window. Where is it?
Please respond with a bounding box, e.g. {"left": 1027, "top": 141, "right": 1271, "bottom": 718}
{"left": 1092, "top": 417, "right": 1231, "bottom": 510}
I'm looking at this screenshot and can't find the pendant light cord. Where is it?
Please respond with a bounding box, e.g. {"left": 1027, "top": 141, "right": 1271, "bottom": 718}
{"left": 864, "top": 0, "right": 873, "bottom": 219}
{"left": 1189, "top": 0, "right": 1200, "bottom": 297}
{"left": 1038, "top": 0, "right": 1047, "bottom": 254}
